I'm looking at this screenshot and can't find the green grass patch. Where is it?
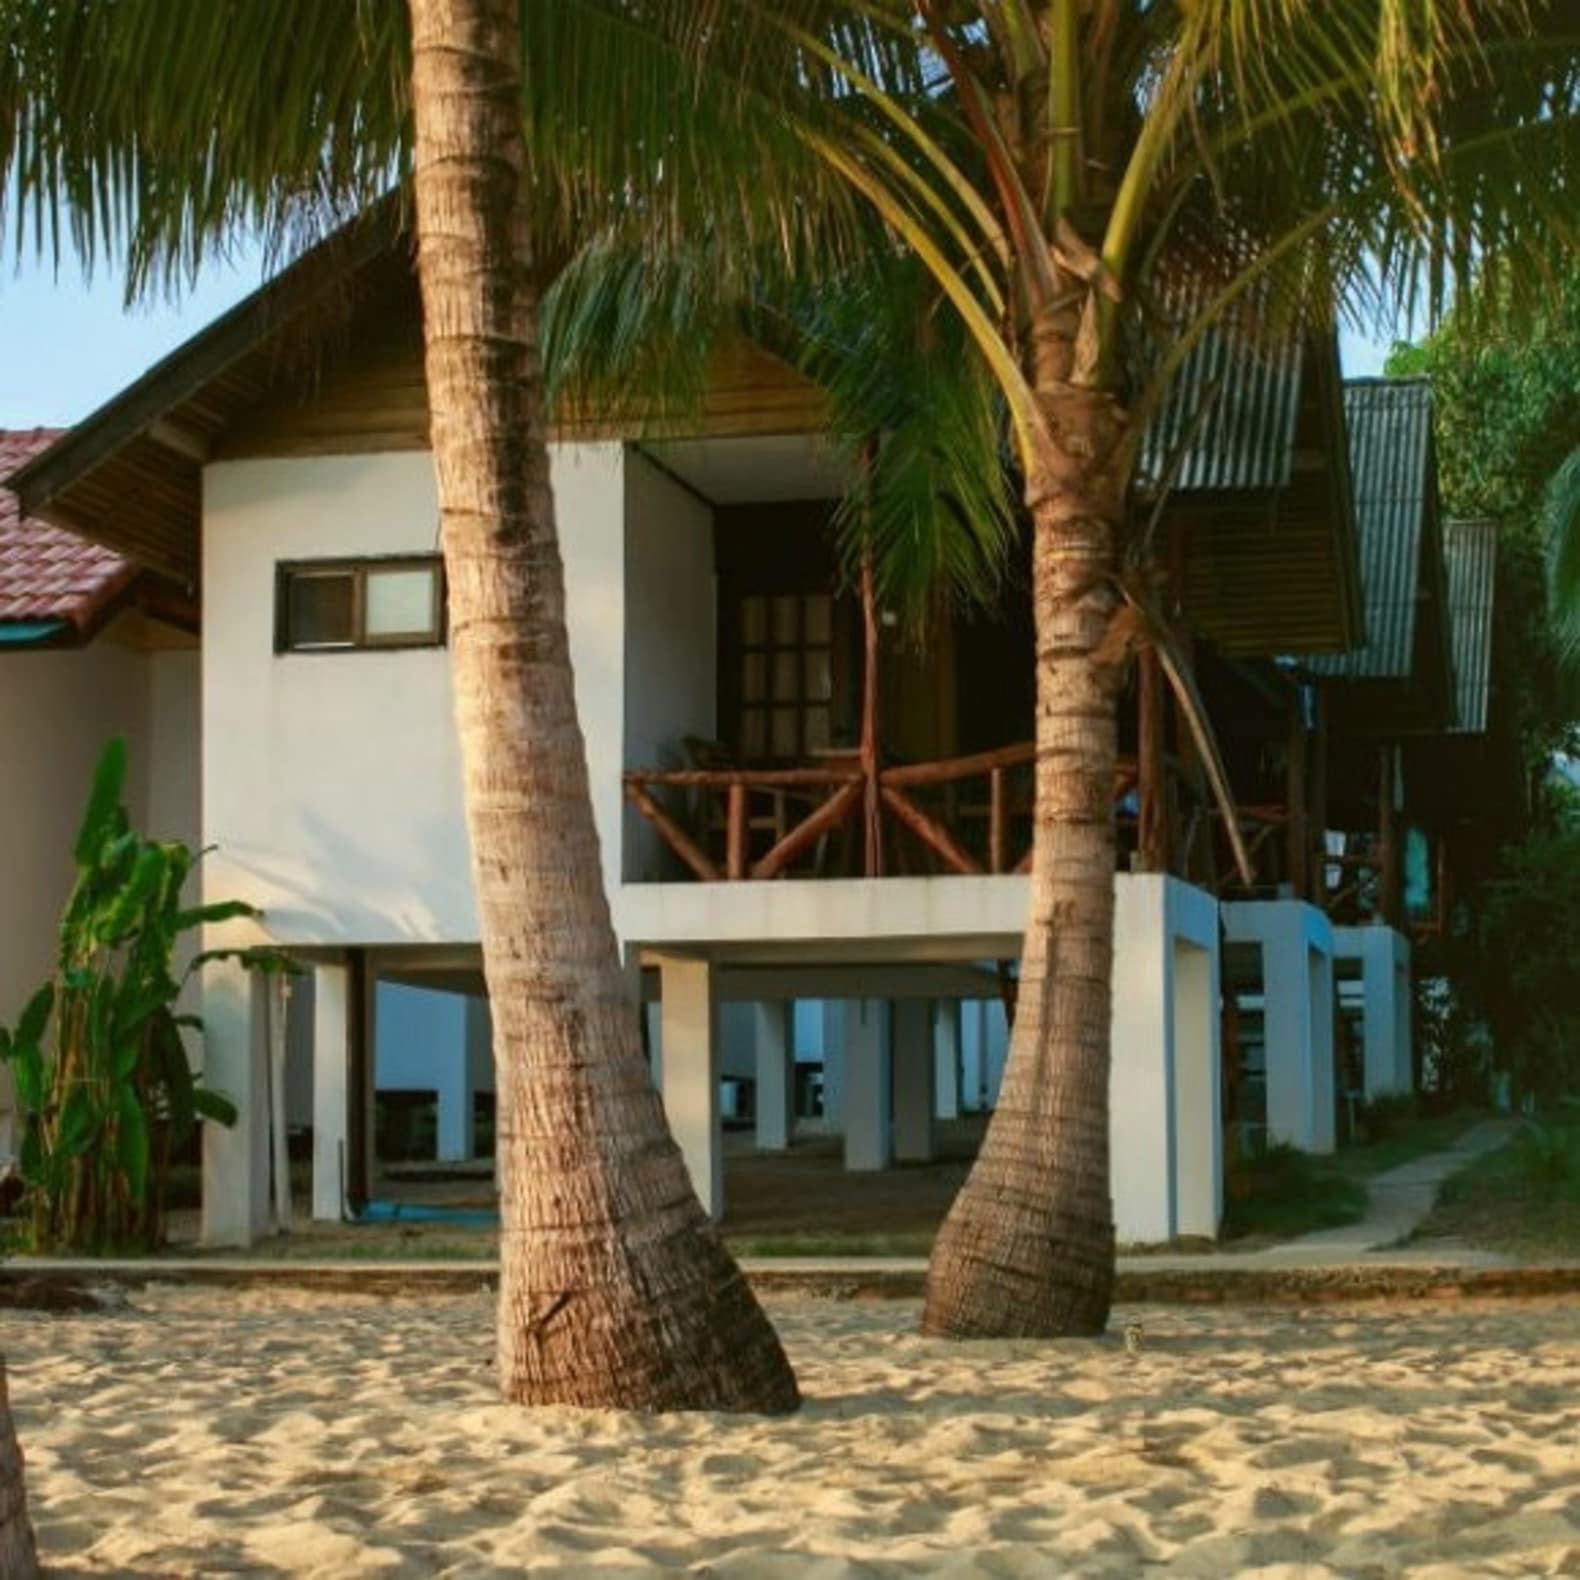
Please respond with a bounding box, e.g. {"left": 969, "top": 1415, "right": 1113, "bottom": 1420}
{"left": 724, "top": 1231, "right": 935, "bottom": 1259}
{"left": 1222, "top": 1144, "right": 1368, "bottom": 1242}
{"left": 1328, "top": 1107, "right": 1485, "bottom": 1181}
{"left": 1415, "top": 1109, "right": 1580, "bottom": 1260}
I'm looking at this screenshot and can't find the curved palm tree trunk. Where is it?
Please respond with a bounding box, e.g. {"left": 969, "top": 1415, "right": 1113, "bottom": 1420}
{"left": 0, "top": 1360, "right": 38, "bottom": 1578}
{"left": 407, "top": 0, "right": 798, "bottom": 1413}
{"left": 923, "top": 355, "right": 1127, "bottom": 1339}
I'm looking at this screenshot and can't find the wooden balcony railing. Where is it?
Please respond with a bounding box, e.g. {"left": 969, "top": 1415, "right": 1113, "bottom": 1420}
{"left": 625, "top": 744, "right": 1141, "bottom": 882}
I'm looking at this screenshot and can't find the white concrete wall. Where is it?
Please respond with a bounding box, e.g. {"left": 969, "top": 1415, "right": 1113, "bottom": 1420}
{"left": 622, "top": 454, "right": 715, "bottom": 882}
{"left": 200, "top": 445, "right": 627, "bottom": 951}
{"left": 0, "top": 629, "right": 199, "bottom": 1158}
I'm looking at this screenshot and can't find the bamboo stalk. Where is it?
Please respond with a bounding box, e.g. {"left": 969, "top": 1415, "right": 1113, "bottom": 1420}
{"left": 880, "top": 786, "right": 984, "bottom": 875}
{"left": 624, "top": 782, "right": 721, "bottom": 883}
{"left": 753, "top": 782, "right": 862, "bottom": 880}
{"left": 727, "top": 783, "right": 749, "bottom": 881}
{"left": 880, "top": 741, "right": 1037, "bottom": 787}
{"left": 625, "top": 767, "right": 858, "bottom": 789}
{"left": 989, "top": 768, "right": 1007, "bottom": 873}
{"left": 860, "top": 536, "right": 882, "bottom": 878}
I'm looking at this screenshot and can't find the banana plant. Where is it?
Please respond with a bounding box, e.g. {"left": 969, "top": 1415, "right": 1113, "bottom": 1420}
{"left": 0, "top": 738, "right": 290, "bottom": 1252}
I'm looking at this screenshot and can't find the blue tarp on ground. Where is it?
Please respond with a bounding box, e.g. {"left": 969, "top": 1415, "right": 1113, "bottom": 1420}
{"left": 0, "top": 619, "right": 68, "bottom": 646}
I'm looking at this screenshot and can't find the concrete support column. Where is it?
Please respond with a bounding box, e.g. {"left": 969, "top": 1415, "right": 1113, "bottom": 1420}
{"left": 892, "top": 999, "right": 935, "bottom": 1162}
{"left": 443, "top": 993, "right": 491, "bottom": 1164}
{"left": 1336, "top": 925, "right": 1413, "bottom": 1099}
{"left": 202, "top": 959, "right": 271, "bottom": 1246}
{"left": 753, "top": 1001, "right": 795, "bottom": 1151}
{"left": 820, "top": 1000, "right": 844, "bottom": 1132}
{"left": 309, "top": 960, "right": 352, "bottom": 1222}
{"left": 960, "top": 1002, "right": 986, "bottom": 1112}
{"left": 933, "top": 1000, "right": 961, "bottom": 1121}
{"left": 842, "top": 999, "right": 891, "bottom": 1171}
{"left": 1225, "top": 901, "right": 1336, "bottom": 1155}
{"left": 1111, "top": 876, "right": 1223, "bottom": 1244}
{"left": 658, "top": 956, "right": 721, "bottom": 1219}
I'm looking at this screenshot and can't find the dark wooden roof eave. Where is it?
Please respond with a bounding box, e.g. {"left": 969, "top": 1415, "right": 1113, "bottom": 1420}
{"left": 4, "top": 203, "right": 406, "bottom": 582}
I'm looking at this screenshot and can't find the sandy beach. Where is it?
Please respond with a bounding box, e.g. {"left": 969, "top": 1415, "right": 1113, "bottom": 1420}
{"left": 5, "top": 1289, "right": 1579, "bottom": 1576}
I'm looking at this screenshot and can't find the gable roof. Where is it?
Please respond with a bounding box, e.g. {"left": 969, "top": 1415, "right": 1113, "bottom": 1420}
{"left": 0, "top": 428, "right": 138, "bottom": 644}
{"left": 1137, "top": 299, "right": 1306, "bottom": 496}
{"left": 4, "top": 215, "right": 1360, "bottom": 661}
{"left": 1307, "top": 380, "right": 1440, "bottom": 680}
{"left": 1442, "top": 519, "right": 1497, "bottom": 734}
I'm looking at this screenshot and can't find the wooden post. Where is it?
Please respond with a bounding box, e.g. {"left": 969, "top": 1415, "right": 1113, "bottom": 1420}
{"left": 989, "top": 766, "right": 1007, "bottom": 874}
{"left": 346, "top": 948, "right": 371, "bottom": 1215}
{"left": 726, "top": 783, "right": 748, "bottom": 880}
{"left": 1285, "top": 691, "right": 1309, "bottom": 900}
{"left": 859, "top": 534, "right": 882, "bottom": 878}
{"left": 1137, "top": 647, "right": 1168, "bottom": 872}
{"left": 1378, "top": 743, "right": 1401, "bottom": 926}
{"left": 1311, "top": 687, "right": 1330, "bottom": 909}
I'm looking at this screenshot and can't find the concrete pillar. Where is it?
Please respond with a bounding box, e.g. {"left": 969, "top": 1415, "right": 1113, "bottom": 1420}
{"left": 843, "top": 999, "right": 891, "bottom": 1171}
{"left": 1225, "top": 900, "right": 1336, "bottom": 1155}
{"left": 445, "top": 993, "right": 491, "bottom": 1163}
{"left": 753, "top": 1001, "right": 794, "bottom": 1151}
{"left": 983, "top": 996, "right": 1010, "bottom": 1107}
{"left": 658, "top": 956, "right": 721, "bottom": 1219}
{"left": 310, "top": 960, "right": 351, "bottom": 1222}
{"left": 820, "top": 1000, "right": 844, "bottom": 1132}
{"left": 892, "top": 998, "right": 935, "bottom": 1162}
{"left": 202, "top": 960, "right": 271, "bottom": 1246}
{"left": 1171, "top": 937, "right": 1220, "bottom": 1239}
{"left": 1111, "top": 875, "right": 1223, "bottom": 1244}
{"left": 960, "top": 1001, "right": 986, "bottom": 1112}
{"left": 933, "top": 1000, "right": 961, "bottom": 1121}
{"left": 1335, "top": 925, "right": 1413, "bottom": 1099}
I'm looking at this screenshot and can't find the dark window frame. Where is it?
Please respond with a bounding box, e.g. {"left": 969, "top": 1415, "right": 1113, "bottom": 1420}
{"left": 275, "top": 555, "right": 447, "bottom": 654}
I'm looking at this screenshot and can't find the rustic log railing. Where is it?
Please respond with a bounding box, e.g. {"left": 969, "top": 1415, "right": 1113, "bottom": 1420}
{"left": 625, "top": 743, "right": 1141, "bottom": 882}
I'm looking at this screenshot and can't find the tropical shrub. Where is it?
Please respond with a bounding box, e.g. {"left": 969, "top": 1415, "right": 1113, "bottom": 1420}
{"left": 0, "top": 740, "right": 287, "bottom": 1252}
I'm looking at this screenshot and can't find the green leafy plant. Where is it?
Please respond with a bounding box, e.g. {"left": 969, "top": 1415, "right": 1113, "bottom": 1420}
{"left": 0, "top": 739, "right": 287, "bottom": 1253}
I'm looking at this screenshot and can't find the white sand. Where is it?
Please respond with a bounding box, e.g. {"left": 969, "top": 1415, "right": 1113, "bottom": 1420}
{"left": 6, "top": 1288, "right": 1580, "bottom": 1577}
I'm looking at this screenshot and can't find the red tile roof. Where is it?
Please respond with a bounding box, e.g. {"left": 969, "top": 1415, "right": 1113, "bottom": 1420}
{"left": 0, "top": 428, "right": 136, "bottom": 630}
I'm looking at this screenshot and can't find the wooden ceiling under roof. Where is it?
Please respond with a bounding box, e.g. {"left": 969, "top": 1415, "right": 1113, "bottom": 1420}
{"left": 7, "top": 220, "right": 1360, "bottom": 666}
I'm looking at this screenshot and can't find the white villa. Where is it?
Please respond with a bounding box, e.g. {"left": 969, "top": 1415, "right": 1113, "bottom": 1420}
{"left": 3, "top": 226, "right": 1489, "bottom": 1248}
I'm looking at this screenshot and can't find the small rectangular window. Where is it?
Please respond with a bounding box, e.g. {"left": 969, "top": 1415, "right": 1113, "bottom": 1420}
{"left": 276, "top": 557, "right": 445, "bottom": 653}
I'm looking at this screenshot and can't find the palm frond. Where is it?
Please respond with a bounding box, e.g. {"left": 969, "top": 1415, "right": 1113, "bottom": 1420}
{"left": 0, "top": 0, "right": 922, "bottom": 300}
{"left": 1547, "top": 447, "right": 1580, "bottom": 651}
{"left": 766, "top": 253, "right": 1017, "bottom": 629}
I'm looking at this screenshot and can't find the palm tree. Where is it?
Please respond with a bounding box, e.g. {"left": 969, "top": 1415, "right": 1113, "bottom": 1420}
{"left": 772, "top": 0, "right": 1579, "bottom": 1337}
{"left": 0, "top": 0, "right": 895, "bottom": 1412}
{"left": 0, "top": 1359, "right": 38, "bottom": 1579}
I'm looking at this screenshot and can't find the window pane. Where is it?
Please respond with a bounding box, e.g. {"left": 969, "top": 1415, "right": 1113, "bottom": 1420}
{"left": 287, "top": 572, "right": 355, "bottom": 648}
{"left": 771, "top": 707, "right": 798, "bottom": 757}
{"left": 741, "top": 596, "right": 767, "bottom": 645}
{"left": 366, "top": 566, "right": 438, "bottom": 640}
{"left": 771, "top": 594, "right": 799, "bottom": 645}
{"left": 804, "top": 594, "right": 832, "bottom": 644}
{"left": 742, "top": 652, "right": 767, "bottom": 702}
{"left": 773, "top": 651, "right": 800, "bottom": 701}
{"left": 803, "top": 648, "right": 832, "bottom": 701}
{"left": 804, "top": 705, "right": 831, "bottom": 750}
{"left": 741, "top": 709, "right": 766, "bottom": 758}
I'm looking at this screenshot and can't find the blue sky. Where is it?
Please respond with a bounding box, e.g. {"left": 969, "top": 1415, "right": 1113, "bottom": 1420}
{"left": 0, "top": 253, "right": 1396, "bottom": 430}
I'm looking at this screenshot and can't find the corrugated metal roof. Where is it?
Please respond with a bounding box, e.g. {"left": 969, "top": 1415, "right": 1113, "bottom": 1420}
{"left": 1442, "top": 519, "right": 1497, "bottom": 733}
{"left": 1138, "top": 294, "right": 1305, "bottom": 494}
{"left": 1306, "top": 380, "right": 1435, "bottom": 680}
